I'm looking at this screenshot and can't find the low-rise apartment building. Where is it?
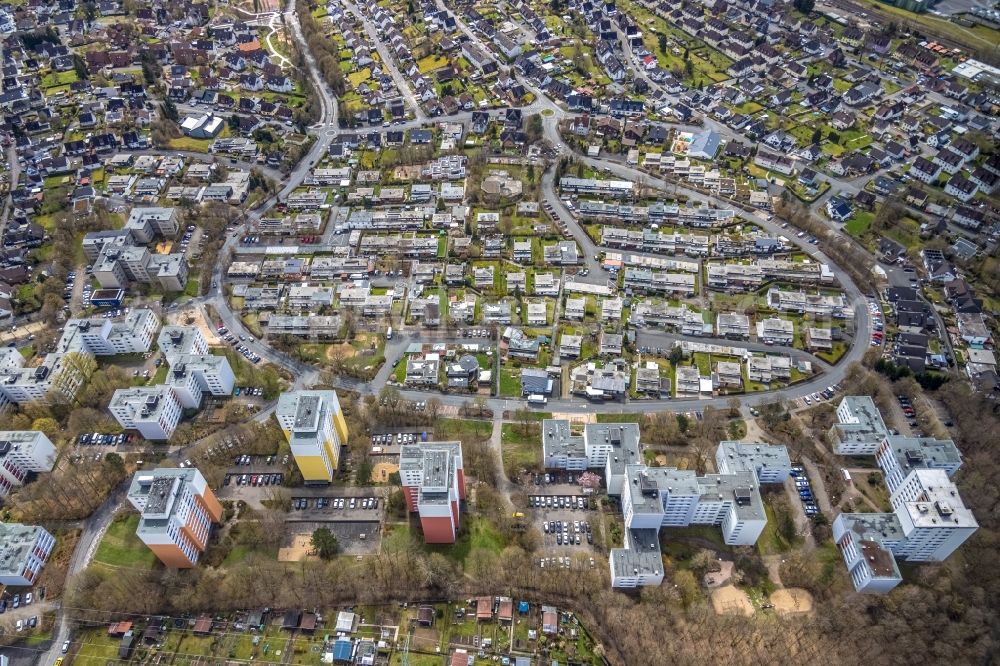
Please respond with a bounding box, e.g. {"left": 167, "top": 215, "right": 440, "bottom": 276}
{"left": 0, "top": 431, "right": 56, "bottom": 497}
{"left": 0, "top": 523, "right": 55, "bottom": 586}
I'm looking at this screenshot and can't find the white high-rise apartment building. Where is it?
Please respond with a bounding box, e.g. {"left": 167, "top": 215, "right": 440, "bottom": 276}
{"left": 127, "top": 467, "right": 222, "bottom": 567}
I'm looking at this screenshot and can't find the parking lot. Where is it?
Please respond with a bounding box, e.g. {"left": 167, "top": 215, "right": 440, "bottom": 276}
{"left": 216, "top": 324, "right": 261, "bottom": 364}
{"left": 288, "top": 494, "right": 382, "bottom": 521}
{"left": 541, "top": 515, "right": 595, "bottom": 548}
{"left": 76, "top": 432, "right": 134, "bottom": 447}
{"left": 790, "top": 466, "right": 819, "bottom": 517}
{"left": 795, "top": 383, "right": 840, "bottom": 409}
{"left": 224, "top": 454, "right": 288, "bottom": 487}
{"left": 537, "top": 553, "right": 598, "bottom": 570}
{"left": 224, "top": 472, "right": 284, "bottom": 487}
{"left": 526, "top": 492, "right": 598, "bottom": 555}
{"left": 371, "top": 431, "right": 427, "bottom": 450}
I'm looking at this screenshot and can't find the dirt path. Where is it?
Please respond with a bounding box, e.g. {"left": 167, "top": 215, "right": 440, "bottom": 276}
{"left": 490, "top": 417, "right": 514, "bottom": 509}
{"left": 762, "top": 554, "right": 784, "bottom": 587}
{"left": 742, "top": 418, "right": 770, "bottom": 442}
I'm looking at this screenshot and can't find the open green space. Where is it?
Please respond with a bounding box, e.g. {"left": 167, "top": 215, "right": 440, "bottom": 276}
{"left": 501, "top": 423, "right": 542, "bottom": 476}
{"left": 844, "top": 211, "right": 874, "bottom": 236}
{"left": 93, "top": 513, "right": 158, "bottom": 569}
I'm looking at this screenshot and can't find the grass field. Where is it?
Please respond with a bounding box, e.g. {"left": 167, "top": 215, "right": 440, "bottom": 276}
{"left": 166, "top": 135, "right": 214, "bottom": 152}
{"left": 756, "top": 501, "right": 796, "bottom": 555}
{"left": 348, "top": 67, "right": 372, "bottom": 88}
{"left": 434, "top": 417, "right": 492, "bottom": 444}
{"left": 93, "top": 513, "right": 158, "bottom": 569}
{"left": 500, "top": 423, "right": 542, "bottom": 476}
{"left": 222, "top": 543, "right": 279, "bottom": 567}
{"left": 74, "top": 632, "right": 123, "bottom": 662}
{"left": 427, "top": 517, "right": 505, "bottom": 564}
{"left": 40, "top": 69, "right": 79, "bottom": 88}
{"left": 417, "top": 54, "right": 448, "bottom": 74}
{"left": 386, "top": 516, "right": 505, "bottom": 566}
{"left": 499, "top": 367, "right": 521, "bottom": 397}
{"left": 844, "top": 211, "right": 874, "bottom": 236}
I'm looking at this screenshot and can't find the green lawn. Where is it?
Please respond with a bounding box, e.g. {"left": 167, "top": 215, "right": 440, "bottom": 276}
{"left": 501, "top": 423, "right": 542, "bottom": 476}
{"left": 844, "top": 211, "right": 874, "bottom": 236}
{"left": 756, "top": 501, "right": 796, "bottom": 555}
{"left": 434, "top": 417, "right": 492, "bottom": 444}
{"left": 499, "top": 367, "right": 521, "bottom": 397}
{"left": 74, "top": 631, "right": 123, "bottom": 662}
{"left": 167, "top": 135, "right": 214, "bottom": 152}
{"left": 222, "top": 543, "right": 279, "bottom": 567}
{"left": 183, "top": 277, "right": 201, "bottom": 298}
{"left": 93, "top": 513, "right": 158, "bottom": 569}
{"left": 693, "top": 353, "right": 711, "bottom": 375}
{"left": 150, "top": 363, "right": 169, "bottom": 385}
{"left": 816, "top": 341, "right": 848, "bottom": 364}
{"left": 40, "top": 69, "right": 78, "bottom": 88}
{"left": 348, "top": 67, "right": 372, "bottom": 88}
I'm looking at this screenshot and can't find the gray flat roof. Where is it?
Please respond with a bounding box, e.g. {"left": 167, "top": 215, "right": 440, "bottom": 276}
{"left": 423, "top": 449, "right": 449, "bottom": 489}
{"left": 838, "top": 512, "right": 906, "bottom": 542}
{"left": 884, "top": 435, "right": 962, "bottom": 470}
{"left": 699, "top": 472, "right": 765, "bottom": 521}
{"left": 718, "top": 440, "right": 791, "bottom": 474}
{"left": 542, "top": 419, "right": 585, "bottom": 458}
{"left": 610, "top": 527, "right": 663, "bottom": 578}
{"left": 294, "top": 395, "right": 322, "bottom": 431}
{"left": 835, "top": 396, "right": 889, "bottom": 444}
{"left": 144, "top": 476, "right": 177, "bottom": 515}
